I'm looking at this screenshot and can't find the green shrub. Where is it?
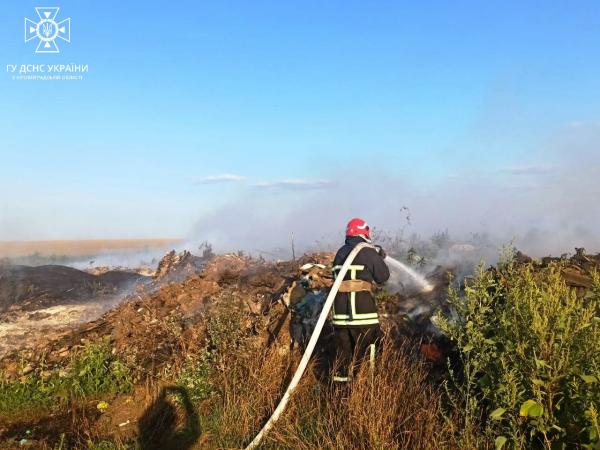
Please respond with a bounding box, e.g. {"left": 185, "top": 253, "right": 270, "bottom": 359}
{"left": 437, "top": 260, "right": 600, "bottom": 449}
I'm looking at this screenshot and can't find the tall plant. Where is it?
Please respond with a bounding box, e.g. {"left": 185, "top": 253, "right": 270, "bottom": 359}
{"left": 438, "top": 260, "right": 600, "bottom": 449}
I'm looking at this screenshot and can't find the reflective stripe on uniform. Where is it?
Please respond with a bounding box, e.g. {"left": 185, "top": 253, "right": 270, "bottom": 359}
{"left": 332, "top": 375, "right": 349, "bottom": 383}
{"left": 369, "top": 343, "right": 376, "bottom": 381}
{"left": 331, "top": 317, "right": 380, "bottom": 326}
{"left": 333, "top": 264, "right": 365, "bottom": 280}
{"left": 331, "top": 312, "right": 378, "bottom": 320}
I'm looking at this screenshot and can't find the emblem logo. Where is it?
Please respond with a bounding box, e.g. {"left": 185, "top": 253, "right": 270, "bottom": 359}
{"left": 24, "top": 7, "right": 71, "bottom": 54}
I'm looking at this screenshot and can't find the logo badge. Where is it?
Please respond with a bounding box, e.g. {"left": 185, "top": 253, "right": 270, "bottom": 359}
{"left": 24, "top": 7, "right": 71, "bottom": 54}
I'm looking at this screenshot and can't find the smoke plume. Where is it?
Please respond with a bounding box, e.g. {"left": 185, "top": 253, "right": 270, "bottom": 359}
{"left": 189, "top": 122, "right": 600, "bottom": 259}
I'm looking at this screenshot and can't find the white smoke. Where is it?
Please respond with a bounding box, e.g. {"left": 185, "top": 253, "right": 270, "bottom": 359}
{"left": 188, "top": 122, "right": 600, "bottom": 259}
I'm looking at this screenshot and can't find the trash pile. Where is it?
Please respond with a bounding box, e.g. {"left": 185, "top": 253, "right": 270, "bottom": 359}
{"left": 286, "top": 262, "right": 333, "bottom": 351}
{"left": 542, "top": 247, "right": 600, "bottom": 293}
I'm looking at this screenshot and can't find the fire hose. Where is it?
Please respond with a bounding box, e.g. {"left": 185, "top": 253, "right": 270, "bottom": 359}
{"left": 244, "top": 242, "right": 373, "bottom": 450}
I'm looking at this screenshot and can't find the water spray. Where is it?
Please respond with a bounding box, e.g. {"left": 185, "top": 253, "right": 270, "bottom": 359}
{"left": 384, "top": 255, "right": 434, "bottom": 293}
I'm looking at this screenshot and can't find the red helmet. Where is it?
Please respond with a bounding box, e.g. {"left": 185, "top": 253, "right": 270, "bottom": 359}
{"left": 346, "top": 217, "right": 370, "bottom": 238}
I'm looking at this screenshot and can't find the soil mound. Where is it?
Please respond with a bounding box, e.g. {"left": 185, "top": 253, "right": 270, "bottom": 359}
{"left": 0, "top": 265, "right": 147, "bottom": 313}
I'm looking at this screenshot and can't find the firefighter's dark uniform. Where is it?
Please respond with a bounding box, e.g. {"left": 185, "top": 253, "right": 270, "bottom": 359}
{"left": 331, "top": 236, "right": 390, "bottom": 382}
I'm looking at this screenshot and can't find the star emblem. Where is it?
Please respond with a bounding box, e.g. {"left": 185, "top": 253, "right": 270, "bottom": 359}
{"left": 24, "top": 7, "right": 71, "bottom": 54}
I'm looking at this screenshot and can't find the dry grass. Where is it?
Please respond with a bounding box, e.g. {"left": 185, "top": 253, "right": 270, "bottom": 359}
{"left": 200, "top": 338, "right": 455, "bottom": 449}
{"left": 0, "top": 238, "right": 181, "bottom": 258}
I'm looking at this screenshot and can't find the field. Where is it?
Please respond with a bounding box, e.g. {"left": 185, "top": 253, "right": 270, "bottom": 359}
{"left": 0, "top": 239, "right": 181, "bottom": 258}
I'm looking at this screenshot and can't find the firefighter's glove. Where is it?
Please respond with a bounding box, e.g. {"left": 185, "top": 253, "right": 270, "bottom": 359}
{"left": 375, "top": 245, "right": 387, "bottom": 259}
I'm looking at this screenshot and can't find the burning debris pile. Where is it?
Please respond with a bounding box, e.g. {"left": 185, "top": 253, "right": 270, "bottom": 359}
{"left": 0, "top": 248, "right": 212, "bottom": 361}
{"left": 0, "top": 246, "right": 457, "bottom": 379}
{"left": 0, "top": 251, "right": 291, "bottom": 379}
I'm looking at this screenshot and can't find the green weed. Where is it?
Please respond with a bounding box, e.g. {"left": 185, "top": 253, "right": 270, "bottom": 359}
{"left": 176, "top": 352, "right": 214, "bottom": 403}
{"left": 0, "top": 339, "right": 133, "bottom": 417}
{"left": 437, "top": 260, "right": 600, "bottom": 449}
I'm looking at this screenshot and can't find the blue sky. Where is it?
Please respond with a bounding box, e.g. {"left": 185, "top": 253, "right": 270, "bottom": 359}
{"left": 1, "top": 1, "right": 599, "bottom": 245}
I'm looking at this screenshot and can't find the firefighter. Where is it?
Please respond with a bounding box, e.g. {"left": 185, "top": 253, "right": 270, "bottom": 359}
{"left": 331, "top": 217, "right": 390, "bottom": 383}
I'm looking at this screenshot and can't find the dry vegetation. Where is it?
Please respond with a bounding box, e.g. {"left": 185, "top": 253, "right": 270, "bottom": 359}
{"left": 0, "top": 239, "right": 180, "bottom": 258}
